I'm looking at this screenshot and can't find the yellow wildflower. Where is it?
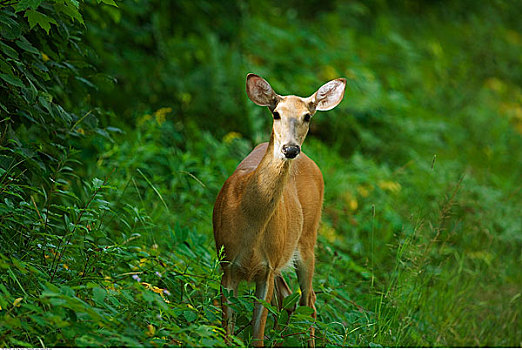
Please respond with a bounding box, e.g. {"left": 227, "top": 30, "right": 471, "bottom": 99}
{"left": 223, "top": 131, "right": 242, "bottom": 144}
{"left": 146, "top": 324, "right": 155, "bottom": 337}
{"left": 140, "top": 282, "right": 171, "bottom": 303}
{"left": 154, "top": 107, "right": 172, "bottom": 125}
{"left": 345, "top": 68, "right": 357, "bottom": 80}
{"left": 484, "top": 78, "right": 505, "bottom": 93}
{"left": 151, "top": 286, "right": 163, "bottom": 294}
{"left": 378, "top": 181, "right": 401, "bottom": 193}
{"left": 321, "top": 65, "right": 338, "bottom": 80}
{"left": 343, "top": 191, "right": 358, "bottom": 211}
{"left": 320, "top": 223, "right": 337, "bottom": 243}
{"left": 505, "top": 29, "right": 522, "bottom": 46}
{"left": 357, "top": 185, "right": 372, "bottom": 198}
{"left": 13, "top": 297, "right": 23, "bottom": 307}
{"left": 137, "top": 114, "right": 152, "bottom": 127}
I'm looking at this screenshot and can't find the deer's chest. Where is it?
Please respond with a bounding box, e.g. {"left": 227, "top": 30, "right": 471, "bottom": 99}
{"left": 259, "top": 185, "right": 304, "bottom": 267}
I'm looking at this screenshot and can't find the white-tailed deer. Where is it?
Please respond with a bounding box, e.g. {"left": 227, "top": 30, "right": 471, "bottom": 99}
{"left": 213, "top": 73, "right": 346, "bottom": 347}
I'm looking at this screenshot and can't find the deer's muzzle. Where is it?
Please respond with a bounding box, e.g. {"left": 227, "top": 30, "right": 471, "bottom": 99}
{"left": 282, "top": 144, "right": 300, "bottom": 159}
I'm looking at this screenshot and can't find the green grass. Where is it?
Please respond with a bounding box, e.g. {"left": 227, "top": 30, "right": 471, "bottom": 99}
{"left": 2, "top": 112, "right": 519, "bottom": 346}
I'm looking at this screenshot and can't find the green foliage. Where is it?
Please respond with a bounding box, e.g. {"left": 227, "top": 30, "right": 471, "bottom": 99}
{"left": 1, "top": 0, "right": 521, "bottom": 347}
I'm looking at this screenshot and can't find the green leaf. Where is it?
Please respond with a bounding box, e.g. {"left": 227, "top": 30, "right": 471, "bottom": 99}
{"left": 75, "top": 76, "right": 96, "bottom": 88}
{"left": 92, "top": 286, "right": 107, "bottom": 305}
{"left": 8, "top": 338, "right": 33, "bottom": 347}
{"left": 48, "top": 297, "right": 67, "bottom": 306}
{"left": 0, "top": 41, "right": 19, "bottom": 59}
{"left": 65, "top": 0, "right": 80, "bottom": 8}
{"left": 42, "top": 282, "right": 60, "bottom": 294}
{"left": 141, "top": 290, "right": 155, "bottom": 303}
{"left": 256, "top": 297, "right": 278, "bottom": 315}
{"left": 75, "top": 335, "right": 100, "bottom": 347}
{"left": 0, "top": 73, "right": 24, "bottom": 88}
{"left": 59, "top": 285, "right": 75, "bottom": 297}
{"left": 282, "top": 291, "right": 300, "bottom": 310}
{"left": 14, "top": 0, "right": 42, "bottom": 12}
{"left": 38, "top": 96, "right": 52, "bottom": 114}
{"left": 294, "top": 305, "right": 315, "bottom": 316}
{"left": 25, "top": 10, "right": 57, "bottom": 34}
{"left": 278, "top": 309, "right": 289, "bottom": 325}
{"left": 22, "top": 85, "right": 38, "bottom": 103}
{"left": 183, "top": 310, "right": 197, "bottom": 322}
{"left": 15, "top": 37, "right": 40, "bottom": 55}
{"left": 92, "top": 178, "right": 104, "bottom": 188}
{"left": 0, "top": 15, "right": 22, "bottom": 40}
{"left": 54, "top": 3, "right": 84, "bottom": 24}
{"left": 98, "top": 0, "right": 118, "bottom": 7}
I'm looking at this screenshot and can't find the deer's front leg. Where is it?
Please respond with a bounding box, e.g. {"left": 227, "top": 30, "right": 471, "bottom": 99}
{"left": 252, "top": 271, "right": 275, "bottom": 347}
{"left": 296, "top": 254, "right": 317, "bottom": 347}
{"left": 221, "top": 268, "right": 239, "bottom": 341}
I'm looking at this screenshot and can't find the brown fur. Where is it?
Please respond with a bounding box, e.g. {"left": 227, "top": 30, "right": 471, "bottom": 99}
{"left": 212, "top": 74, "right": 345, "bottom": 347}
{"left": 213, "top": 138, "right": 323, "bottom": 346}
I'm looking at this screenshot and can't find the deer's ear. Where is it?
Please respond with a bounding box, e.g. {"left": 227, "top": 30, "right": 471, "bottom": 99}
{"left": 246, "top": 73, "right": 279, "bottom": 107}
{"left": 311, "top": 78, "right": 346, "bottom": 111}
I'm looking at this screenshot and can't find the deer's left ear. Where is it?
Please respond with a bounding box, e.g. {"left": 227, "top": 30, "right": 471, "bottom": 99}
{"left": 310, "top": 78, "right": 346, "bottom": 111}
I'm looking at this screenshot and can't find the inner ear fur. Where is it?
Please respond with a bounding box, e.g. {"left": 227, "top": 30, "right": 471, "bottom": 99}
{"left": 311, "top": 78, "right": 346, "bottom": 111}
{"left": 246, "top": 73, "right": 281, "bottom": 108}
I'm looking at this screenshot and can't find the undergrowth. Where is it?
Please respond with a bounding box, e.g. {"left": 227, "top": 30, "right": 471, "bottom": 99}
{"left": 1, "top": 0, "right": 521, "bottom": 347}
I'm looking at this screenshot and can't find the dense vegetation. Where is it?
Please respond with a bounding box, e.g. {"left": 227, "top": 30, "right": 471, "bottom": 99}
{"left": 1, "top": 0, "right": 521, "bottom": 347}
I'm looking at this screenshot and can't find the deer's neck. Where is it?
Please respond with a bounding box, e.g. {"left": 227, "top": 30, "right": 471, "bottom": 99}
{"left": 243, "top": 133, "right": 292, "bottom": 219}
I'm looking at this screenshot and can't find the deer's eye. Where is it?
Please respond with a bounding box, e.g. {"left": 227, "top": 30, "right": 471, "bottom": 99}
{"left": 273, "top": 111, "right": 281, "bottom": 120}
{"left": 303, "top": 113, "right": 311, "bottom": 122}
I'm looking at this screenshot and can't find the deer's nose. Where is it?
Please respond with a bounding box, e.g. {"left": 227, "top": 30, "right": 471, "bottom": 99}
{"left": 282, "top": 144, "right": 300, "bottom": 159}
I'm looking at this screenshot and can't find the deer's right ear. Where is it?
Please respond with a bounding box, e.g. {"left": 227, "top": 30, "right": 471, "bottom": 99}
{"left": 246, "top": 73, "right": 279, "bottom": 108}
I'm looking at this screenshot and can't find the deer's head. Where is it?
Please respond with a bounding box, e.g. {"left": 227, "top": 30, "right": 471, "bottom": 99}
{"left": 246, "top": 73, "right": 346, "bottom": 160}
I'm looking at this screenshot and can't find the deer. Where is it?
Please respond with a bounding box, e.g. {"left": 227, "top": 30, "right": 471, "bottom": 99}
{"left": 212, "top": 73, "right": 346, "bottom": 347}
